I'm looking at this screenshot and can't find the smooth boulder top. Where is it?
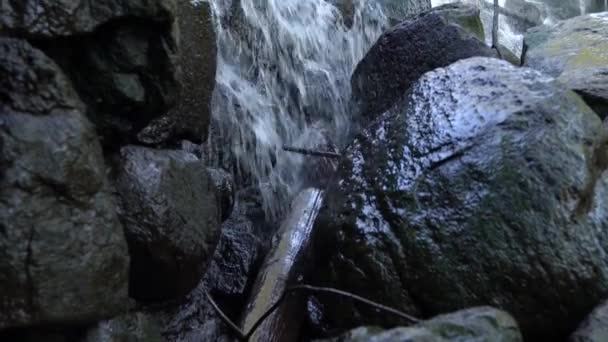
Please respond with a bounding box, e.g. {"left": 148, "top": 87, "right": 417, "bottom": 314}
{"left": 316, "top": 56, "right": 608, "bottom": 340}
{"left": 523, "top": 12, "right": 608, "bottom": 118}
{"left": 115, "top": 146, "right": 221, "bottom": 301}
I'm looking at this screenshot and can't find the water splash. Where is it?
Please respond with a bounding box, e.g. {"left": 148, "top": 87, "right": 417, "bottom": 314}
{"left": 207, "top": 0, "right": 389, "bottom": 218}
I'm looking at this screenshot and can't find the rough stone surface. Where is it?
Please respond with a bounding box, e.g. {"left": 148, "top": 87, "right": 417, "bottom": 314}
{"left": 571, "top": 300, "right": 608, "bottom": 342}
{"left": 315, "top": 57, "right": 608, "bottom": 340}
{"left": 156, "top": 194, "right": 264, "bottom": 342}
{"left": 207, "top": 167, "right": 236, "bottom": 222}
{"left": 115, "top": 146, "right": 221, "bottom": 301}
{"left": 351, "top": 3, "right": 494, "bottom": 123}
{"left": 523, "top": 13, "right": 608, "bottom": 119}
{"left": 319, "top": 307, "right": 522, "bottom": 342}
{"left": 170, "top": 0, "right": 217, "bottom": 143}
{"left": 83, "top": 312, "right": 162, "bottom": 342}
{"left": 0, "top": 0, "right": 175, "bottom": 37}
{"left": 0, "top": 37, "right": 130, "bottom": 329}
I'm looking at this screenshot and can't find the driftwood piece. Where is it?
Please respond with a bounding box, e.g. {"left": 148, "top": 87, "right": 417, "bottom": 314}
{"left": 239, "top": 188, "right": 325, "bottom": 342}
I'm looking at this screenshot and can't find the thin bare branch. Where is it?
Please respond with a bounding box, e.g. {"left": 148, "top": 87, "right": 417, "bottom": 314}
{"left": 283, "top": 146, "right": 342, "bottom": 159}
{"left": 208, "top": 284, "right": 422, "bottom": 341}
{"left": 205, "top": 292, "right": 247, "bottom": 340}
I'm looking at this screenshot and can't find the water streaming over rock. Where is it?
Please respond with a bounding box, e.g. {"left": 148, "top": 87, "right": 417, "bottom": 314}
{"left": 206, "top": 0, "right": 391, "bottom": 218}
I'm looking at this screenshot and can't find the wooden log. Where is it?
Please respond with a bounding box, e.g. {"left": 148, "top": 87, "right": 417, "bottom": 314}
{"left": 240, "top": 188, "right": 325, "bottom": 342}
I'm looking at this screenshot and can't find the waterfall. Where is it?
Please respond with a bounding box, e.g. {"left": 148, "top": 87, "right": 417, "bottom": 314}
{"left": 207, "top": 0, "right": 389, "bottom": 218}
{"left": 580, "top": 0, "right": 587, "bottom": 14}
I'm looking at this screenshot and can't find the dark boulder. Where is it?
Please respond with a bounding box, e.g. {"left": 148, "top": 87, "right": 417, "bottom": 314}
{"left": 523, "top": 13, "right": 608, "bottom": 119}
{"left": 319, "top": 307, "right": 522, "bottom": 342}
{"left": 156, "top": 193, "right": 264, "bottom": 342}
{"left": 172, "top": 0, "right": 217, "bottom": 143}
{"left": 0, "top": 38, "right": 130, "bottom": 329}
{"left": 315, "top": 57, "right": 608, "bottom": 340}
{"left": 115, "top": 146, "right": 221, "bottom": 301}
{"left": 351, "top": 3, "right": 495, "bottom": 124}
{"left": 4, "top": 0, "right": 181, "bottom": 147}
{"left": 0, "top": 0, "right": 175, "bottom": 37}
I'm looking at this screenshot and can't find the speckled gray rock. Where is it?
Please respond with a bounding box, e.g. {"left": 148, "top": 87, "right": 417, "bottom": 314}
{"left": 351, "top": 3, "right": 494, "bottom": 124}
{"left": 523, "top": 13, "right": 608, "bottom": 119}
{"left": 315, "top": 57, "right": 608, "bottom": 340}
{"left": 319, "top": 307, "right": 522, "bottom": 342}
{"left": 83, "top": 312, "right": 162, "bottom": 342}
{"left": 0, "top": 0, "right": 175, "bottom": 37}
{"left": 4, "top": 0, "right": 181, "bottom": 146}
{"left": 115, "top": 146, "right": 221, "bottom": 301}
{"left": 571, "top": 300, "right": 608, "bottom": 342}
{"left": 0, "top": 37, "right": 130, "bottom": 329}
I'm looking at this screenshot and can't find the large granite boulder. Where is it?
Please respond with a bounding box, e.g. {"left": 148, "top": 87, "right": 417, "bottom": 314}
{"left": 315, "top": 57, "right": 608, "bottom": 340}
{"left": 2, "top": 0, "right": 180, "bottom": 147}
{"left": 351, "top": 3, "right": 494, "bottom": 124}
{"left": 0, "top": 38, "right": 130, "bottom": 329}
{"left": 319, "top": 307, "right": 522, "bottom": 342}
{"left": 523, "top": 12, "right": 608, "bottom": 119}
{"left": 0, "top": 0, "right": 175, "bottom": 37}
{"left": 115, "top": 146, "right": 221, "bottom": 301}
{"left": 570, "top": 300, "right": 608, "bottom": 342}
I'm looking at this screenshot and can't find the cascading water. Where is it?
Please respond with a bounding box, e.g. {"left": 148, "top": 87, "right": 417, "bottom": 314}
{"left": 207, "top": 0, "right": 390, "bottom": 218}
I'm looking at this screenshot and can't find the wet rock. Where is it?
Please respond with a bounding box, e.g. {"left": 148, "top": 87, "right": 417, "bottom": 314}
{"left": 157, "top": 196, "right": 263, "bottom": 342}
{"left": 169, "top": 0, "right": 217, "bottom": 143}
{"left": 39, "top": 19, "right": 179, "bottom": 147}
{"left": 115, "top": 146, "right": 221, "bottom": 301}
{"left": 351, "top": 3, "right": 495, "bottom": 123}
{"left": 504, "top": 0, "right": 543, "bottom": 32}
{"left": 0, "top": 0, "right": 175, "bottom": 37}
{"left": 377, "top": 0, "right": 432, "bottom": 23}
{"left": 523, "top": 13, "right": 608, "bottom": 119}
{"left": 315, "top": 57, "right": 608, "bottom": 340}
{"left": 83, "top": 312, "right": 162, "bottom": 342}
{"left": 570, "top": 300, "right": 608, "bottom": 342}
{"left": 207, "top": 168, "right": 236, "bottom": 222}
{"left": 0, "top": 38, "right": 130, "bottom": 329}
{"left": 541, "top": 0, "right": 605, "bottom": 20}
{"left": 319, "top": 307, "right": 522, "bottom": 342}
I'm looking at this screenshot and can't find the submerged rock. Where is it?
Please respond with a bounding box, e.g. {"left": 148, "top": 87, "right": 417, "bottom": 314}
{"left": 0, "top": 38, "right": 130, "bottom": 329}
{"left": 315, "top": 57, "right": 608, "bottom": 340}
{"left": 351, "top": 3, "right": 494, "bottom": 124}
{"left": 523, "top": 12, "right": 608, "bottom": 119}
{"left": 570, "top": 300, "right": 608, "bottom": 342}
{"left": 115, "top": 146, "right": 221, "bottom": 301}
{"left": 319, "top": 307, "right": 522, "bottom": 342}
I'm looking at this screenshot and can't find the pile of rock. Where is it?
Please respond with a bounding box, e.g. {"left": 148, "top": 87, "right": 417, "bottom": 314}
{"left": 310, "top": 4, "right": 608, "bottom": 342}
{"left": 0, "top": 0, "right": 228, "bottom": 340}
